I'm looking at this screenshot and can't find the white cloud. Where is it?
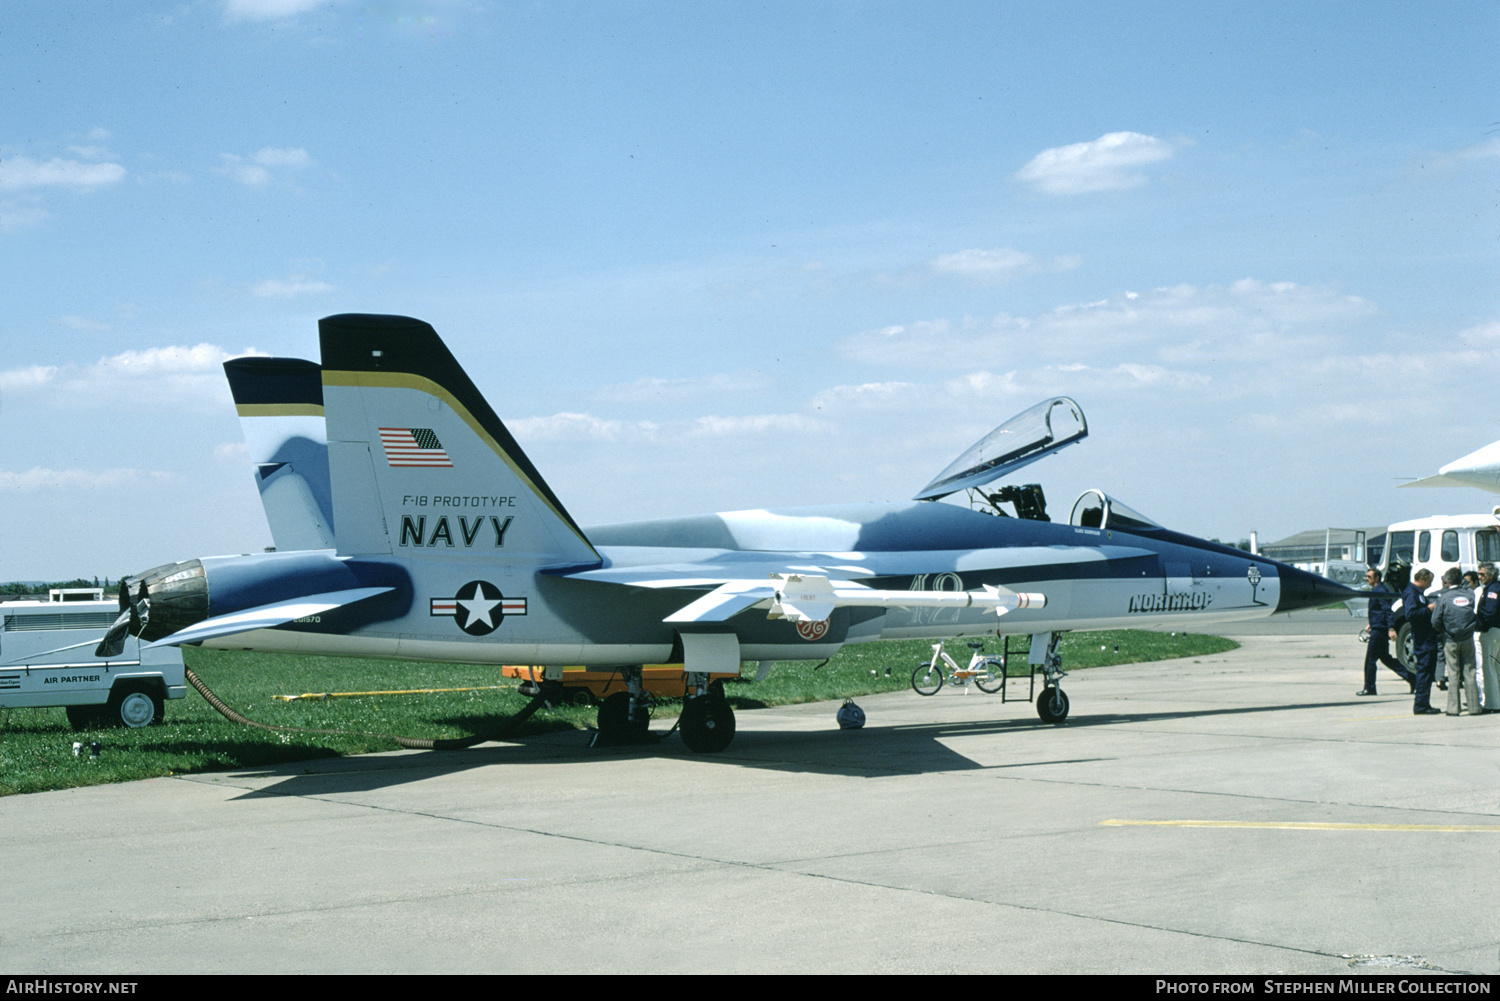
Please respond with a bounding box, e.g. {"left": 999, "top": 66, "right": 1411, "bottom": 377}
{"left": 839, "top": 280, "right": 1374, "bottom": 371}
{"left": 0, "top": 202, "right": 50, "bottom": 232}
{"left": 0, "top": 364, "right": 57, "bottom": 391}
{"left": 929, "top": 247, "right": 1081, "bottom": 284}
{"left": 57, "top": 315, "right": 110, "bottom": 331}
{"left": 220, "top": 157, "right": 269, "bottom": 188}
{"left": 0, "top": 467, "right": 176, "bottom": 491}
{"left": 822, "top": 284, "right": 1500, "bottom": 535}
{"left": 508, "top": 410, "right": 820, "bottom": 443}
{"left": 1421, "top": 137, "right": 1500, "bottom": 171}
{"left": 1459, "top": 321, "right": 1500, "bottom": 344}
{"left": 810, "top": 381, "right": 918, "bottom": 413}
{"left": 509, "top": 412, "right": 651, "bottom": 442}
{"left": 0, "top": 156, "right": 126, "bottom": 191}
{"left": 931, "top": 247, "right": 1030, "bottom": 275}
{"left": 0, "top": 343, "right": 266, "bottom": 412}
{"left": 1015, "top": 131, "right": 1176, "bottom": 195}
{"left": 224, "top": 0, "right": 336, "bottom": 21}
{"left": 595, "top": 371, "right": 768, "bottom": 403}
{"left": 253, "top": 147, "right": 311, "bottom": 167}
{"left": 691, "top": 414, "right": 821, "bottom": 436}
{"left": 220, "top": 147, "right": 312, "bottom": 187}
{"left": 252, "top": 275, "right": 334, "bottom": 297}
{"left": 99, "top": 343, "right": 240, "bottom": 376}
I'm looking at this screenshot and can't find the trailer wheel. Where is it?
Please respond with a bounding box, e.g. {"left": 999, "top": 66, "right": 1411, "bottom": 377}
{"left": 108, "top": 684, "right": 164, "bottom": 728}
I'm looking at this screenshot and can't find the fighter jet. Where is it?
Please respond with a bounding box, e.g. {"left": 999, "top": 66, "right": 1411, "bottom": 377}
{"left": 1401, "top": 439, "right": 1500, "bottom": 496}
{"left": 99, "top": 314, "right": 1357, "bottom": 752}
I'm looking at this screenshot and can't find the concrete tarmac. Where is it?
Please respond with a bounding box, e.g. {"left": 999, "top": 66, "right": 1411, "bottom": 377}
{"left": 4, "top": 627, "right": 1498, "bottom": 975}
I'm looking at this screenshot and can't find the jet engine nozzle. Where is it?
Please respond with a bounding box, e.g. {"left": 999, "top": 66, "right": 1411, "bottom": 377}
{"left": 93, "top": 560, "right": 210, "bottom": 657}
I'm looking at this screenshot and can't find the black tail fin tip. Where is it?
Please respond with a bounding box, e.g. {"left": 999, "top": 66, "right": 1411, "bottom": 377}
{"left": 223, "top": 357, "right": 324, "bottom": 409}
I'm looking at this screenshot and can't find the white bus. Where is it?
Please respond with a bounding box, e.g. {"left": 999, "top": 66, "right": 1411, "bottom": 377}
{"left": 1376, "top": 509, "right": 1500, "bottom": 670}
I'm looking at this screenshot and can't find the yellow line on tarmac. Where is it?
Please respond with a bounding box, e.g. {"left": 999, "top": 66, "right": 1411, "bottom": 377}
{"left": 1100, "top": 820, "right": 1500, "bottom": 832}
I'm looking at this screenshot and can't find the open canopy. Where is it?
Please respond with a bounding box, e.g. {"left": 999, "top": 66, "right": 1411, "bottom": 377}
{"left": 914, "top": 397, "right": 1088, "bottom": 501}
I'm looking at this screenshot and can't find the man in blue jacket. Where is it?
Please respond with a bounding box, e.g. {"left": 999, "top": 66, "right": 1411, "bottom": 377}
{"left": 1402, "top": 568, "right": 1441, "bottom": 714}
{"left": 1471, "top": 561, "right": 1499, "bottom": 712}
{"left": 1357, "top": 567, "right": 1414, "bottom": 696}
{"left": 1432, "top": 567, "right": 1482, "bottom": 715}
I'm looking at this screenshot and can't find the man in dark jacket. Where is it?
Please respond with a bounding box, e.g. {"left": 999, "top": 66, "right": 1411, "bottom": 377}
{"left": 1432, "top": 566, "right": 1482, "bottom": 715}
{"left": 1401, "top": 568, "right": 1440, "bottom": 714}
{"left": 1357, "top": 568, "right": 1414, "bottom": 696}
{"left": 1476, "top": 562, "right": 1500, "bottom": 712}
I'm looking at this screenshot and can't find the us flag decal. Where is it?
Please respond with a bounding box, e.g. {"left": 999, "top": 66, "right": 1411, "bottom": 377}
{"left": 379, "top": 427, "right": 453, "bottom": 467}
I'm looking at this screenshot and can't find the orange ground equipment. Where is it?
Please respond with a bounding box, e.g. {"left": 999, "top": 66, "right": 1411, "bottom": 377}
{"left": 501, "top": 664, "right": 741, "bottom": 705}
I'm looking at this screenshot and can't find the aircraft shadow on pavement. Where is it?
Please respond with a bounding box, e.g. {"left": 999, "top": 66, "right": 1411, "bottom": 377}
{"left": 229, "top": 698, "right": 1347, "bottom": 800}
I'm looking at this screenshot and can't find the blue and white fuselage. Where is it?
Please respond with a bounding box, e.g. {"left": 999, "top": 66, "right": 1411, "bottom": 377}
{"left": 101, "top": 314, "right": 1359, "bottom": 746}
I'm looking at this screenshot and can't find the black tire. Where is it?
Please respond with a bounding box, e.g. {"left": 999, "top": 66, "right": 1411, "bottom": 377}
{"left": 107, "top": 684, "right": 164, "bottom": 728}
{"left": 566, "top": 687, "right": 595, "bottom": 707}
{"left": 974, "top": 661, "right": 1006, "bottom": 694}
{"left": 1037, "top": 686, "right": 1069, "bottom": 724}
{"left": 911, "top": 662, "right": 944, "bottom": 696}
{"left": 597, "top": 691, "right": 650, "bottom": 740}
{"left": 1397, "top": 623, "right": 1415, "bottom": 672}
{"left": 679, "top": 694, "right": 736, "bottom": 753}
{"left": 65, "top": 705, "right": 104, "bottom": 731}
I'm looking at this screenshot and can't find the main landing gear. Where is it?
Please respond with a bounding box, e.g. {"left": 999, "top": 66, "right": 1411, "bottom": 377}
{"left": 591, "top": 668, "right": 739, "bottom": 752}
{"left": 594, "top": 666, "right": 654, "bottom": 746}
{"left": 1033, "top": 631, "right": 1070, "bottom": 725}
{"left": 678, "top": 675, "right": 735, "bottom": 753}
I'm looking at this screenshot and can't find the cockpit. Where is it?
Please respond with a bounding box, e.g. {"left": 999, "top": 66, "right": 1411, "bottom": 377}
{"left": 1067, "top": 489, "right": 1162, "bottom": 532}
{"left": 915, "top": 397, "right": 1163, "bottom": 532}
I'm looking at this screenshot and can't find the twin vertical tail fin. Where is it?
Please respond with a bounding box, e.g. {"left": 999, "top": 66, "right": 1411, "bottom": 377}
{"left": 223, "top": 356, "right": 336, "bottom": 551}
{"left": 318, "top": 314, "right": 599, "bottom": 567}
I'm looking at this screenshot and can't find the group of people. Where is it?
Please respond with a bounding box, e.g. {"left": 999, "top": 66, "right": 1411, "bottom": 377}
{"left": 1361, "top": 562, "right": 1500, "bottom": 715}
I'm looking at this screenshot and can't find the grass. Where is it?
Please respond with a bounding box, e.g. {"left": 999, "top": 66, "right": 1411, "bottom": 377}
{"left": 0, "top": 629, "right": 1236, "bottom": 796}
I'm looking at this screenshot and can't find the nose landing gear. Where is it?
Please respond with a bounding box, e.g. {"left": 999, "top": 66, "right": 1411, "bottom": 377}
{"left": 1033, "top": 631, "right": 1070, "bottom": 724}
{"left": 1036, "top": 685, "right": 1070, "bottom": 723}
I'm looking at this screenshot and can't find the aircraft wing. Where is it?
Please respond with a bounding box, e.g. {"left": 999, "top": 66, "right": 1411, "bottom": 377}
{"left": 555, "top": 543, "right": 1157, "bottom": 623}
{"left": 1398, "top": 473, "right": 1500, "bottom": 493}
{"left": 558, "top": 543, "right": 1157, "bottom": 588}
{"left": 1399, "top": 475, "right": 1471, "bottom": 489}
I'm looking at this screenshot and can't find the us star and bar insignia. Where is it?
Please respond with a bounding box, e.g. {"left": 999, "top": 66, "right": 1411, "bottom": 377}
{"left": 430, "top": 580, "right": 528, "bottom": 636}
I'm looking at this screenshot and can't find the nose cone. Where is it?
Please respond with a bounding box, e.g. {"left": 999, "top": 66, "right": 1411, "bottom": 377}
{"left": 1275, "top": 563, "right": 1370, "bottom": 614}
{"left": 1435, "top": 440, "right": 1500, "bottom": 491}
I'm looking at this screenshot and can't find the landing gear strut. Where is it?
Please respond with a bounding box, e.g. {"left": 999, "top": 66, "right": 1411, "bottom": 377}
{"left": 679, "top": 675, "right": 736, "bottom": 753}
{"left": 594, "top": 666, "right": 653, "bottom": 745}
{"left": 1033, "top": 631, "right": 1070, "bottom": 724}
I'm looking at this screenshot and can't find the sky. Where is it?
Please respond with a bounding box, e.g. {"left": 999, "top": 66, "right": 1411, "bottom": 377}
{"left": 1, "top": 1, "right": 1498, "bottom": 581}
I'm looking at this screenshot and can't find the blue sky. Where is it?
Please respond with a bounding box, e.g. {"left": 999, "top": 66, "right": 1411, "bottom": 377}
{"left": 2, "top": 1, "right": 1497, "bottom": 580}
